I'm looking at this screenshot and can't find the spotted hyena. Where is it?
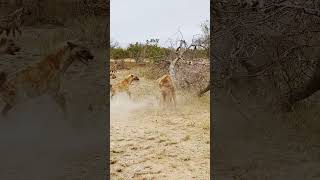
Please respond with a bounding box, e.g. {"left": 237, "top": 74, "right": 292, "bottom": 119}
{"left": 0, "top": 7, "right": 32, "bottom": 37}
{"left": 0, "top": 41, "right": 94, "bottom": 117}
{"left": 110, "top": 63, "right": 120, "bottom": 79}
{"left": 110, "top": 69, "right": 117, "bottom": 79}
{"left": 110, "top": 74, "right": 139, "bottom": 98}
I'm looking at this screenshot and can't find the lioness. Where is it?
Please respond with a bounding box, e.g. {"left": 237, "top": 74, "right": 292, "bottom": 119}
{"left": 157, "top": 74, "right": 176, "bottom": 107}
{"left": 110, "top": 74, "right": 139, "bottom": 98}
{"left": 0, "top": 41, "right": 94, "bottom": 117}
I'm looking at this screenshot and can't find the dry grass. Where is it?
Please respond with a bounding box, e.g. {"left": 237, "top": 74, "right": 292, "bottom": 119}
{"left": 110, "top": 61, "right": 169, "bottom": 80}
{"left": 110, "top": 65, "right": 210, "bottom": 179}
{"left": 111, "top": 65, "right": 210, "bottom": 130}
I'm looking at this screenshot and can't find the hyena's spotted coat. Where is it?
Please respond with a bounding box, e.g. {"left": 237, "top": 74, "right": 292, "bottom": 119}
{"left": 110, "top": 69, "right": 116, "bottom": 79}
{"left": 109, "top": 63, "right": 121, "bottom": 79}
{"left": 0, "top": 7, "right": 31, "bottom": 37}
{"left": 110, "top": 74, "right": 139, "bottom": 98}
{"left": 0, "top": 41, "right": 94, "bottom": 117}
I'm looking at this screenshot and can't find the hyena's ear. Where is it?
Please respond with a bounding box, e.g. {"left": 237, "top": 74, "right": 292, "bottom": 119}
{"left": 67, "top": 41, "right": 77, "bottom": 49}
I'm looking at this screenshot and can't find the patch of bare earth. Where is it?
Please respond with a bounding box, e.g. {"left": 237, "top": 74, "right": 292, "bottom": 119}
{"left": 110, "top": 70, "right": 210, "bottom": 179}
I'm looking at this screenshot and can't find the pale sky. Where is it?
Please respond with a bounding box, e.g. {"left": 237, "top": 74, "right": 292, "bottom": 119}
{"left": 111, "top": 0, "right": 209, "bottom": 48}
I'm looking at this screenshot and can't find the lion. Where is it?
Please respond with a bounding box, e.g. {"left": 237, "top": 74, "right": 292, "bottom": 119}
{"left": 0, "top": 41, "right": 94, "bottom": 117}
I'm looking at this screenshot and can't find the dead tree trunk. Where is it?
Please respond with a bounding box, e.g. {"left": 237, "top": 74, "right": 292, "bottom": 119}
{"left": 169, "top": 57, "right": 179, "bottom": 82}
{"left": 169, "top": 40, "right": 187, "bottom": 83}
{"left": 198, "top": 80, "right": 210, "bottom": 97}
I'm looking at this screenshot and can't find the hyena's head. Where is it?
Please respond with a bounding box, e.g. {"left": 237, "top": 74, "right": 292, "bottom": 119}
{"left": 0, "top": 38, "right": 21, "bottom": 55}
{"left": 67, "top": 41, "right": 94, "bottom": 66}
{"left": 110, "top": 70, "right": 117, "bottom": 79}
{"left": 17, "top": 7, "right": 32, "bottom": 25}
{"left": 21, "top": 7, "right": 32, "bottom": 16}
{"left": 127, "top": 74, "right": 139, "bottom": 82}
{"left": 23, "top": 8, "right": 32, "bottom": 16}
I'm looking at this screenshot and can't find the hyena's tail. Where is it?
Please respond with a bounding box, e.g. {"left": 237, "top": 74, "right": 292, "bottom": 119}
{"left": 0, "top": 72, "right": 7, "bottom": 86}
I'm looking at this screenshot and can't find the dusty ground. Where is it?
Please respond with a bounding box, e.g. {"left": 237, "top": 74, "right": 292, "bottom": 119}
{"left": 110, "top": 69, "right": 210, "bottom": 179}
{"left": 0, "top": 25, "right": 107, "bottom": 179}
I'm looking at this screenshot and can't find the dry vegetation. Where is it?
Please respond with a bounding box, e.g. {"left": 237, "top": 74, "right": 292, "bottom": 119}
{"left": 110, "top": 64, "right": 210, "bottom": 179}
{"left": 110, "top": 14, "right": 210, "bottom": 178}
{"left": 212, "top": 1, "right": 320, "bottom": 179}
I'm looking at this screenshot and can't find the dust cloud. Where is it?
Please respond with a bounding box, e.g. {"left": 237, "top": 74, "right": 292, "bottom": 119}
{"left": 110, "top": 92, "right": 157, "bottom": 120}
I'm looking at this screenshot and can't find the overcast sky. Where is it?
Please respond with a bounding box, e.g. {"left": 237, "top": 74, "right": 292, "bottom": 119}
{"left": 111, "top": 0, "right": 209, "bottom": 48}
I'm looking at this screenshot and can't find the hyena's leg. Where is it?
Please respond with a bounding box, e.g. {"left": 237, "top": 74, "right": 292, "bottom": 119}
{"left": 110, "top": 90, "right": 114, "bottom": 99}
{"left": 1, "top": 103, "right": 13, "bottom": 117}
{"left": 16, "top": 26, "right": 22, "bottom": 36}
{"left": 160, "top": 93, "right": 166, "bottom": 108}
{"left": 52, "top": 93, "right": 67, "bottom": 118}
{"left": 172, "top": 90, "right": 177, "bottom": 108}
{"left": 159, "top": 93, "right": 163, "bottom": 107}
{"left": 12, "top": 25, "right": 20, "bottom": 38}
{"left": 163, "top": 93, "right": 167, "bottom": 107}
{"left": 127, "top": 91, "right": 131, "bottom": 99}
{"left": 168, "top": 92, "right": 173, "bottom": 103}
{"left": 13, "top": 26, "right": 21, "bottom": 37}
{"left": 11, "top": 26, "right": 16, "bottom": 38}
{"left": 12, "top": 29, "right": 16, "bottom": 38}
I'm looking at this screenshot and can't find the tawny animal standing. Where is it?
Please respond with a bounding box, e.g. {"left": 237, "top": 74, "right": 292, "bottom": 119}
{"left": 0, "top": 41, "right": 94, "bottom": 117}
{"left": 158, "top": 74, "right": 177, "bottom": 107}
{"left": 0, "top": 37, "right": 20, "bottom": 55}
{"left": 110, "top": 74, "right": 139, "bottom": 98}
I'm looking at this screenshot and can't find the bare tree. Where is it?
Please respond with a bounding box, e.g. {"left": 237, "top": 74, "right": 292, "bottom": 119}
{"left": 211, "top": 0, "right": 320, "bottom": 111}
{"left": 167, "top": 37, "right": 209, "bottom": 92}
{"left": 110, "top": 38, "right": 119, "bottom": 49}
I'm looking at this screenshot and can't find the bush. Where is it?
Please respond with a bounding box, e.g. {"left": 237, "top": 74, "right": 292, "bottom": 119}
{"left": 111, "top": 47, "right": 129, "bottom": 59}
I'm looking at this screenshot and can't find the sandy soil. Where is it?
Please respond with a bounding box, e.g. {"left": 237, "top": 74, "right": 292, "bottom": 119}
{"left": 110, "top": 70, "right": 210, "bottom": 179}
{"left": 0, "top": 26, "right": 107, "bottom": 180}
